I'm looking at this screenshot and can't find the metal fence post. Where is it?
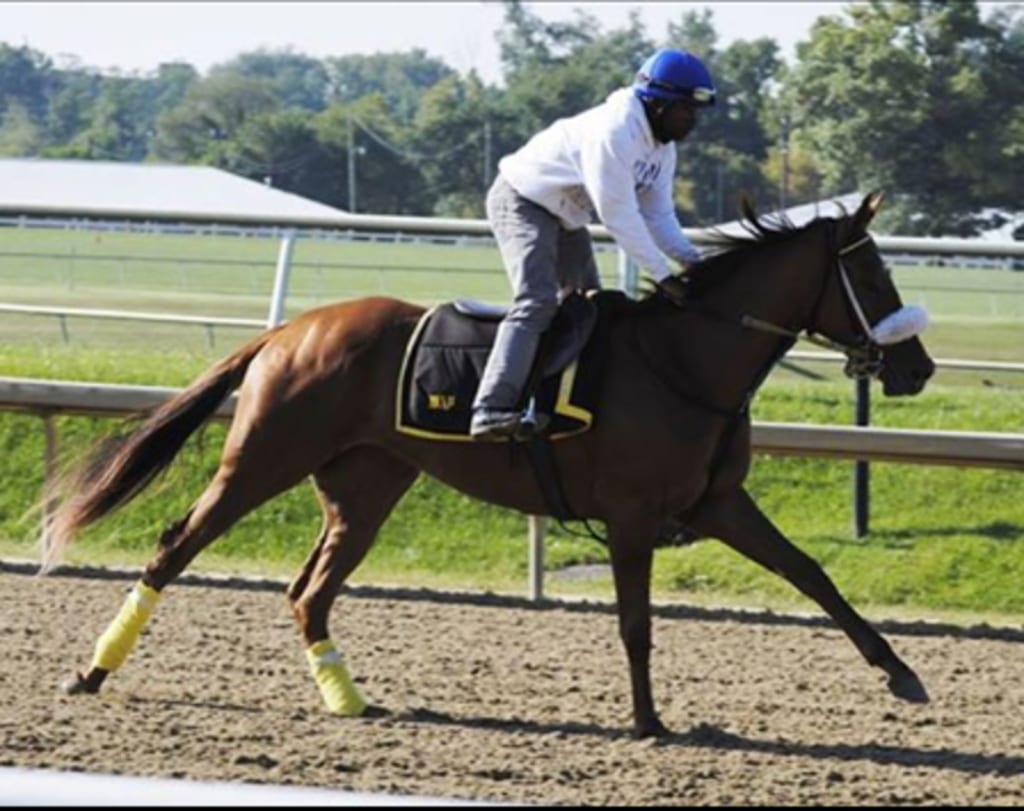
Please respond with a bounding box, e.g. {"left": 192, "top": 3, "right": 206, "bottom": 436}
{"left": 40, "top": 414, "right": 58, "bottom": 561}
{"left": 854, "top": 377, "right": 871, "bottom": 537}
{"left": 617, "top": 248, "right": 639, "bottom": 298}
{"left": 267, "top": 231, "right": 297, "bottom": 327}
{"left": 528, "top": 515, "right": 547, "bottom": 602}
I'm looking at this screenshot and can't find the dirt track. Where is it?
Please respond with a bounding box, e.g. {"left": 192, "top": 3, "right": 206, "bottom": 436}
{"left": 2, "top": 564, "right": 1023, "bottom": 805}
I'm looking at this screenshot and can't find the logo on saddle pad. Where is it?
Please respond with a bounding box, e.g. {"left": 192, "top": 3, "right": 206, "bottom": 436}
{"left": 395, "top": 293, "right": 614, "bottom": 442}
{"left": 427, "top": 393, "right": 457, "bottom": 411}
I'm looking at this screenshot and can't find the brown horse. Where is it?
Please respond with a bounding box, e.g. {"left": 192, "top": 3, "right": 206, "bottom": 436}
{"left": 49, "top": 192, "right": 934, "bottom": 739}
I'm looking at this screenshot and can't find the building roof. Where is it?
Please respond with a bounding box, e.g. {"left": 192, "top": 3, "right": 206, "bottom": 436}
{"left": 0, "top": 158, "right": 351, "bottom": 225}
{"left": 712, "top": 193, "right": 864, "bottom": 237}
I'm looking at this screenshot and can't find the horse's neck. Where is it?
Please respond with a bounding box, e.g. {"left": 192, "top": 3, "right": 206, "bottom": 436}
{"left": 718, "top": 236, "right": 825, "bottom": 331}
{"left": 643, "top": 236, "right": 825, "bottom": 412}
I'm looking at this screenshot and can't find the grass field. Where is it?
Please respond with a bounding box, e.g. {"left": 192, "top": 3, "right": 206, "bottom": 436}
{"left": 1, "top": 224, "right": 1022, "bottom": 621}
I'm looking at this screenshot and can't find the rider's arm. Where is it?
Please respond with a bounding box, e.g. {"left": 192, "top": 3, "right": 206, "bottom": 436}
{"left": 578, "top": 132, "right": 675, "bottom": 282}
{"left": 638, "top": 150, "right": 702, "bottom": 267}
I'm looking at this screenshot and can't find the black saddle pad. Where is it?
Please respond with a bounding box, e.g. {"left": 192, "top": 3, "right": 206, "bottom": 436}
{"left": 396, "top": 291, "right": 624, "bottom": 442}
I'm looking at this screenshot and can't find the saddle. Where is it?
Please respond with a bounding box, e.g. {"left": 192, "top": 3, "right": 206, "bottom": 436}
{"left": 396, "top": 291, "right": 622, "bottom": 442}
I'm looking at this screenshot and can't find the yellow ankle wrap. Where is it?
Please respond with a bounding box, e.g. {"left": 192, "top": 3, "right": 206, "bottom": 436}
{"left": 91, "top": 581, "right": 161, "bottom": 672}
{"left": 306, "top": 639, "right": 367, "bottom": 716}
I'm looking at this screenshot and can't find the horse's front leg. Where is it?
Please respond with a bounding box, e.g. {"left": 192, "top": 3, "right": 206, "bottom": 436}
{"left": 607, "top": 518, "right": 668, "bottom": 739}
{"left": 689, "top": 487, "right": 928, "bottom": 703}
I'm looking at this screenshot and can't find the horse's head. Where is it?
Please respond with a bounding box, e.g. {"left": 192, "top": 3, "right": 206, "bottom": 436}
{"left": 807, "top": 192, "right": 935, "bottom": 396}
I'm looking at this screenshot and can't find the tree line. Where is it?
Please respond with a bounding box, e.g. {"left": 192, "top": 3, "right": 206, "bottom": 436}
{"left": 1, "top": 0, "right": 1021, "bottom": 238}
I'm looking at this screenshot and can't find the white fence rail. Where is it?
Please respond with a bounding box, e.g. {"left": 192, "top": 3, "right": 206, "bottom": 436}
{"left": 2, "top": 377, "right": 1022, "bottom": 469}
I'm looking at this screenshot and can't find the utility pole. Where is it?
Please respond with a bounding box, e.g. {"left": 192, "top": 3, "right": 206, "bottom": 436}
{"left": 779, "top": 115, "right": 791, "bottom": 211}
{"left": 716, "top": 162, "right": 724, "bottom": 223}
{"left": 483, "top": 119, "right": 493, "bottom": 191}
{"left": 347, "top": 113, "right": 357, "bottom": 213}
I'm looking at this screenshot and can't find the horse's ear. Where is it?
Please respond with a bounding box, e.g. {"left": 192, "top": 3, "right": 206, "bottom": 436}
{"left": 854, "top": 190, "right": 885, "bottom": 229}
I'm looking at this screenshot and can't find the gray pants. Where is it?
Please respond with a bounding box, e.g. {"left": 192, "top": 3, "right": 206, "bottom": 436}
{"left": 473, "top": 175, "right": 601, "bottom": 412}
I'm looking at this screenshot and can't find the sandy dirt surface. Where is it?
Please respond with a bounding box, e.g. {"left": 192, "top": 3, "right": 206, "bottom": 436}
{"left": 2, "top": 563, "right": 1023, "bottom": 806}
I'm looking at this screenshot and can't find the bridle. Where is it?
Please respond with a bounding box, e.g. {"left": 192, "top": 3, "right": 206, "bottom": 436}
{"left": 637, "top": 217, "right": 927, "bottom": 422}
{"left": 739, "top": 225, "right": 884, "bottom": 379}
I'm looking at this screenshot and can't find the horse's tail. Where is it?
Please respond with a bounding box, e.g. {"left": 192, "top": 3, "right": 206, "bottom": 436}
{"left": 41, "top": 327, "right": 281, "bottom": 572}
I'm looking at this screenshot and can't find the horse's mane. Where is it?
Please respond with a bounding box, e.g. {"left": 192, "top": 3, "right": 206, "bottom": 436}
{"left": 643, "top": 196, "right": 846, "bottom": 302}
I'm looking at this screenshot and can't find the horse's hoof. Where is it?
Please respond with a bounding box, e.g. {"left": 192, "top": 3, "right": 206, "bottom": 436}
{"left": 61, "top": 671, "right": 98, "bottom": 695}
{"left": 633, "top": 718, "right": 671, "bottom": 740}
{"left": 888, "top": 670, "right": 930, "bottom": 704}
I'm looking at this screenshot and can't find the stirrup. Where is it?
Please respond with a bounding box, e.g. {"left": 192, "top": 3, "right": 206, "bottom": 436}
{"left": 514, "top": 397, "right": 550, "bottom": 441}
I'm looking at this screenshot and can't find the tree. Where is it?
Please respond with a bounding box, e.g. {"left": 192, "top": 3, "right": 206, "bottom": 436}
{"left": 324, "top": 51, "right": 453, "bottom": 124}
{"left": 786, "top": 0, "right": 1017, "bottom": 235}
{"left": 498, "top": 3, "right": 652, "bottom": 131}
{"left": 314, "top": 95, "right": 429, "bottom": 215}
{"left": 43, "top": 62, "right": 102, "bottom": 148}
{"left": 228, "top": 109, "right": 335, "bottom": 202}
{"left": 59, "top": 75, "right": 159, "bottom": 161}
{"left": 971, "top": 3, "right": 1024, "bottom": 213}
{"left": 661, "top": 11, "right": 783, "bottom": 223}
{"left": 151, "top": 72, "right": 279, "bottom": 165}
{"left": 211, "top": 49, "right": 329, "bottom": 112}
{"left": 410, "top": 74, "right": 493, "bottom": 217}
{"left": 0, "top": 44, "right": 53, "bottom": 123}
{"left": 0, "top": 99, "right": 40, "bottom": 156}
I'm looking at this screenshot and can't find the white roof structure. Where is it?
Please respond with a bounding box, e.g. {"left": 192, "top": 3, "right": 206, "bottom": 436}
{"left": 0, "top": 158, "right": 352, "bottom": 226}
{"left": 711, "top": 192, "right": 863, "bottom": 237}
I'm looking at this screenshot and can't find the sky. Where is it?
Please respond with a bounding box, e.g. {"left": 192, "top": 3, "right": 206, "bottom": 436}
{"left": 4, "top": 1, "right": 864, "bottom": 83}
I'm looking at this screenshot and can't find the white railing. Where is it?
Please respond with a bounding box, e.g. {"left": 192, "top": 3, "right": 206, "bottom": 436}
{"left": 2, "top": 377, "right": 1019, "bottom": 468}
{"left": 0, "top": 303, "right": 265, "bottom": 346}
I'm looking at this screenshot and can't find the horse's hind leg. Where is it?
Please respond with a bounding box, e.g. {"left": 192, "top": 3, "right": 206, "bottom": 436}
{"left": 689, "top": 487, "right": 928, "bottom": 703}
{"left": 289, "top": 445, "right": 419, "bottom": 716}
{"left": 63, "top": 457, "right": 315, "bottom": 697}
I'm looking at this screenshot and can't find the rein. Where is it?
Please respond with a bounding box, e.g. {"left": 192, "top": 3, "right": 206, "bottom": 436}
{"left": 630, "top": 226, "right": 885, "bottom": 532}
{"left": 738, "top": 231, "right": 883, "bottom": 380}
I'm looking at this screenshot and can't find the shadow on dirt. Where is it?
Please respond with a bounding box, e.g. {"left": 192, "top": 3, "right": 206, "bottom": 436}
{"left": 384, "top": 708, "right": 1024, "bottom": 777}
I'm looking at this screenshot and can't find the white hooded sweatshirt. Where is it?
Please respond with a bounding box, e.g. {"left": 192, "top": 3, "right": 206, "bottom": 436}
{"left": 497, "top": 87, "right": 701, "bottom": 282}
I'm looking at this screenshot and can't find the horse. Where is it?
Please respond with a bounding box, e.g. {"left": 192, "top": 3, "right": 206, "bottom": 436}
{"left": 47, "top": 191, "right": 935, "bottom": 739}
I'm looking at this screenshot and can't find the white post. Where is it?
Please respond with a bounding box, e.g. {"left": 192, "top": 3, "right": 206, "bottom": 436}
{"left": 267, "top": 231, "right": 297, "bottom": 327}
{"left": 528, "top": 515, "right": 547, "bottom": 602}
{"left": 41, "top": 415, "right": 57, "bottom": 560}
{"left": 617, "top": 248, "right": 638, "bottom": 298}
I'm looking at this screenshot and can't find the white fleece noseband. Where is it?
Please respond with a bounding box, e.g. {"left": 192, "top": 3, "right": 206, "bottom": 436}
{"left": 871, "top": 305, "right": 929, "bottom": 346}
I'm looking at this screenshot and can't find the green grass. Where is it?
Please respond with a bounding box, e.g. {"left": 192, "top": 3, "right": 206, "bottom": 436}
{"left": 0, "top": 226, "right": 1022, "bottom": 622}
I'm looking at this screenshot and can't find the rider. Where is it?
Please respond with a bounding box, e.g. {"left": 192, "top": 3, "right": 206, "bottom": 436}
{"left": 470, "top": 48, "right": 717, "bottom": 440}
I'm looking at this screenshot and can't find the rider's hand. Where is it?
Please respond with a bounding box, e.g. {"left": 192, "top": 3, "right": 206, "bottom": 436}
{"left": 656, "top": 275, "right": 688, "bottom": 307}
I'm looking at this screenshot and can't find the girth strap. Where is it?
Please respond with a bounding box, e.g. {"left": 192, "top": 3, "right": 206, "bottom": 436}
{"left": 522, "top": 433, "right": 607, "bottom": 545}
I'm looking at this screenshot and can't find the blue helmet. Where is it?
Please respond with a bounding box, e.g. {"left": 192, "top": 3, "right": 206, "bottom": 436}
{"left": 633, "top": 49, "right": 716, "bottom": 106}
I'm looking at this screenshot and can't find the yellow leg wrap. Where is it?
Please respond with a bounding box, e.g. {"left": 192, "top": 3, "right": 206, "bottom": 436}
{"left": 306, "top": 640, "right": 367, "bottom": 716}
{"left": 90, "top": 581, "right": 161, "bottom": 672}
